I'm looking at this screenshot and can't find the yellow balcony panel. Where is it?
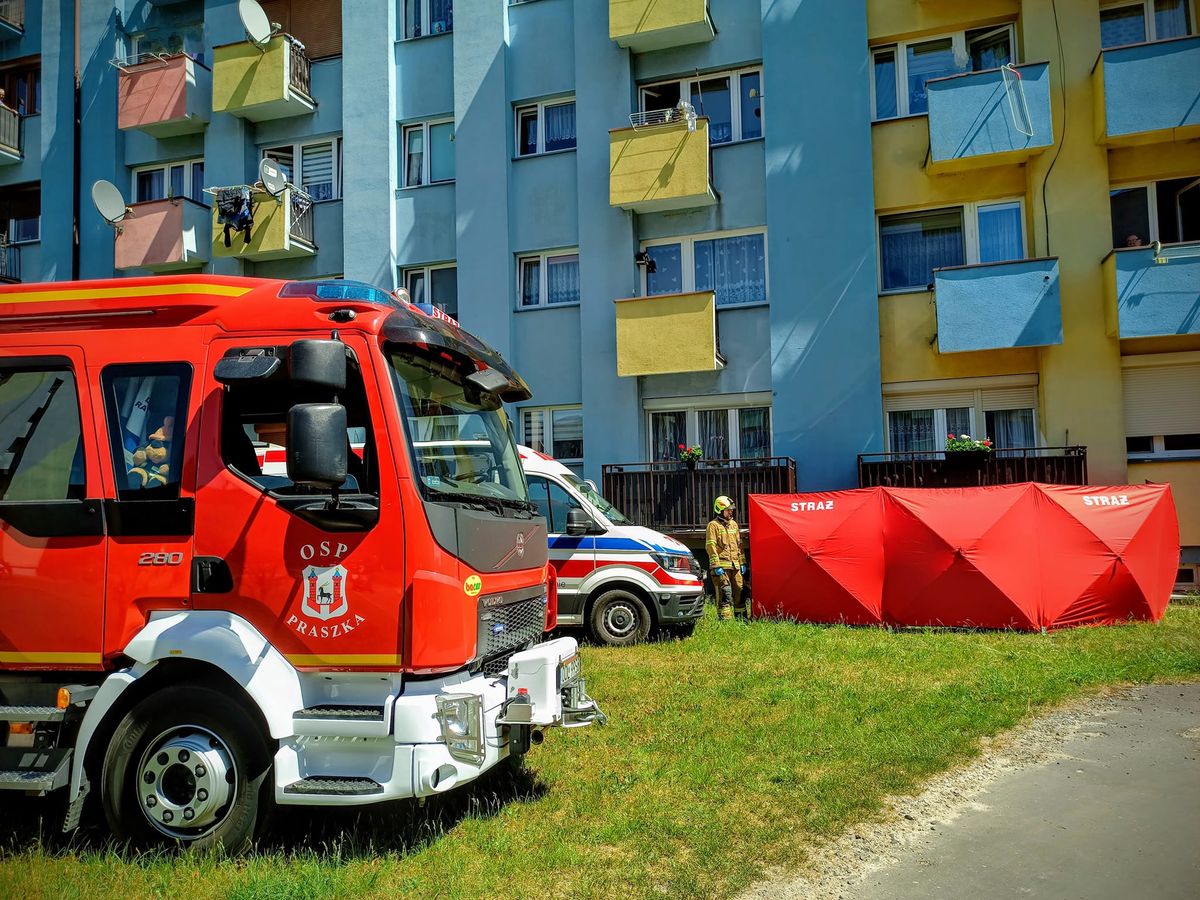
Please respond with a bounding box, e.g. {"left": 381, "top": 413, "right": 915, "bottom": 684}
{"left": 609, "top": 0, "right": 714, "bottom": 53}
{"left": 610, "top": 118, "right": 716, "bottom": 214}
{"left": 115, "top": 198, "right": 210, "bottom": 272}
{"left": 117, "top": 53, "right": 211, "bottom": 138}
{"left": 615, "top": 290, "right": 724, "bottom": 377}
{"left": 212, "top": 187, "right": 316, "bottom": 262}
{"left": 212, "top": 34, "right": 314, "bottom": 123}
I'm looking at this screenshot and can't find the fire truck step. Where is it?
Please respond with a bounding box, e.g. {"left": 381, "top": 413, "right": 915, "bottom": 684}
{"left": 0, "top": 748, "right": 71, "bottom": 793}
{"left": 0, "top": 705, "right": 65, "bottom": 723}
{"left": 293, "top": 705, "right": 385, "bottom": 722}
{"left": 282, "top": 776, "right": 384, "bottom": 796}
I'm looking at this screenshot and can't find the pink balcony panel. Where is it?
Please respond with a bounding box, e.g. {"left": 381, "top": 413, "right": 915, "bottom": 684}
{"left": 115, "top": 198, "right": 210, "bottom": 272}
{"left": 117, "top": 54, "right": 210, "bottom": 138}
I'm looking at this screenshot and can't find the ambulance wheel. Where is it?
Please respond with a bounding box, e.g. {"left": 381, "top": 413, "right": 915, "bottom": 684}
{"left": 589, "top": 589, "right": 652, "bottom": 646}
{"left": 101, "top": 683, "right": 272, "bottom": 852}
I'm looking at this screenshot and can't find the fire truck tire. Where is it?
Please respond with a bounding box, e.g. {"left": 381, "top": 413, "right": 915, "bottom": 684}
{"left": 101, "top": 683, "right": 272, "bottom": 852}
{"left": 588, "top": 589, "right": 652, "bottom": 646}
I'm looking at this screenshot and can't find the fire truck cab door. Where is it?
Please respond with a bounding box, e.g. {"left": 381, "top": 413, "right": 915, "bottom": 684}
{"left": 0, "top": 350, "right": 107, "bottom": 671}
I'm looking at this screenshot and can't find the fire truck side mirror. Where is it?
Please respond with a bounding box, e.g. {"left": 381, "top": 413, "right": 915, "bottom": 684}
{"left": 290, "top": 339, "right": 346, "bottom": 392}
{"left": 287, "top": 403, "right": 349, "bottom": 489}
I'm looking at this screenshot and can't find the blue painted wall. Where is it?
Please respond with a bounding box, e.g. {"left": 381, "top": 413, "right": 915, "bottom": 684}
{"left": 927, "top": 62, "right": 1053, "bottom": 167}
{"left": 1113, "top": 246, "right": 1200, "bottom": 339}
{"left": 1100, "top": 35, "right": 1200, "bottom": 140}
{"left": 935, "top": 258, "right": 1063, "bottom": 353}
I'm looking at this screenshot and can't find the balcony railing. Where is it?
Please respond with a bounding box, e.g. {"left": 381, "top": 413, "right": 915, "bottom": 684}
{"left": 288, "top": 37, "right": 311, "bottom": 97}
{"left": 602, "top": 457, "right": 797, "bottom": 534}
{"left": 210, "top": 185, "right": 316, "bottom": 262}
{"left": 857, "top": 447, "right": 1088, "bottom": 488}
{"left": 0, "top": 0, "right": 24, "bottom": 35}
{"left": 1092, "top": 35, "right": 1200, "bottom": 146}
{"left": 1103, "top": 242, "right": 1200, "bottom": 339}
{"left": 0, "top": 105, "right": 21, "bottom": 161}
{"left": 0, "top": 240, "right": 19, "bottom": 283}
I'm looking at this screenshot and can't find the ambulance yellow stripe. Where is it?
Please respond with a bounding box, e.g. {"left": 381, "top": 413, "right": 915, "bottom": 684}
{"left": 1, "top": 284, "right": 253, "bottom": 304}
{"left": 0, "top": 651, "right": 103, "bottom": 665}
{"left": 285, "top": 653, "right": 403, "bottom": 668}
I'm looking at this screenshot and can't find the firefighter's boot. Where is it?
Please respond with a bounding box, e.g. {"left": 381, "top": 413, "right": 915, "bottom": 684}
{"left": 715, "top": 574, "right": 734, "bottom": 621}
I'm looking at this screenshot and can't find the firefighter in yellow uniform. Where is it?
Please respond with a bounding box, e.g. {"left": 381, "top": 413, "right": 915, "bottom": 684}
{"left": 706, "top": 495, "right": 748, "bottom": 621}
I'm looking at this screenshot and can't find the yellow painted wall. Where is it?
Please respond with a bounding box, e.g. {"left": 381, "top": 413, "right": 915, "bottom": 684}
{"left": 610, "top": 120, "right": 713, "bottom": 211}
{"left": 1128, "top": 460, "right": 1200, "bottom": 546}
{"left": 211, "top": 189, "right": 297, "bottom": 260}
{"left": 609, "top": 0, "right": 708, "bottom": 41}
{"left": 212, "top": 36, "right": 286, "bottom": 113}
{"left": 867, "top": 0, "right": 1020, "bottom": 42}
{"left": 615, "top": 291, "right": 720, "bottom": 377}
{"left": 1108, "top": 142, "right": 1200, "bottom": 184}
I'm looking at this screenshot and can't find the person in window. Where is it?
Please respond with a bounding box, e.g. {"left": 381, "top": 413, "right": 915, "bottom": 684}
{"left": 706, "top": 495, "right": 747, "bottom": 622}
{"left": 1125, "top": 234, "right": 1145, "bottom": 248}
{"left": 0, "top": 89, "right": 10, "bottom": 112}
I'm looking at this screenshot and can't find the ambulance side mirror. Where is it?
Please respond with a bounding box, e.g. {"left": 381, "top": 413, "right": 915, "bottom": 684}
{"left": 287, "top": 404, "right": 348, "bottom": 489}
{"left": 566, "top": 508, "right": 591, "bottom": 536}
{"left": 290, "top": 339, "right": 346, "bottom": 391}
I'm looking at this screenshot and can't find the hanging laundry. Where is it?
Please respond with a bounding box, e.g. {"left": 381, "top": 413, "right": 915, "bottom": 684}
{"left": 215, "top": 187, "right": 253, "bottom": 248}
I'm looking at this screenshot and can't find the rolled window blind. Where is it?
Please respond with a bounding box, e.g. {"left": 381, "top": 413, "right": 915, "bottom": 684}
{"left": 1123, "top": 364, "right": 1200, "bottom": 436}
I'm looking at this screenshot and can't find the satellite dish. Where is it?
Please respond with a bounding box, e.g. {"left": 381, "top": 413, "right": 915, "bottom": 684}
{"left": 91, "top": 180, "right": 129, "bottom": 226}
{"left": 238, "top": 0, "right": 275, "bottom": 47}
{"left": 258, "top": 157, "right": 288, "bottom": 197}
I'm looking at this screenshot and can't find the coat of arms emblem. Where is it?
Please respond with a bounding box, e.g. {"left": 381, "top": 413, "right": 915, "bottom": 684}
{"left": 302, "top": 565, "right": 349, "bottom": 621}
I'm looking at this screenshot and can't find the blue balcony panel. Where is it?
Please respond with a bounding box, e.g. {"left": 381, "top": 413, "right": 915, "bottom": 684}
{"left": 1107, "top": 243, "right": 1200, "bottom": 339}
{"left": 935, "top": 257, "right": 1062, "bottom": 354}
{"left": 1093, "top": 36, "right": 1200, "bottom": 146}
{"left": 926, "top": 62, "right": 1053, "bottom": 173}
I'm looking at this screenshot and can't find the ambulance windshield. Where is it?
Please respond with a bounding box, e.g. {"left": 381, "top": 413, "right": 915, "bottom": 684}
{"left": 563, "top": 473, "right": 631, "bottom": 525}
{"left": 389, "top": 349, "right": 528, "bottom": 506}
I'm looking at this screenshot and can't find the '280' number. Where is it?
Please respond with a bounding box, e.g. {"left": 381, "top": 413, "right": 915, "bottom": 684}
{"left": 138, "top": 552, "right": 184, "bottom": 566}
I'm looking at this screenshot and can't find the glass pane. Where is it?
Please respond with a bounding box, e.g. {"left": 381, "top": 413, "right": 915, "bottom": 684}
{"left": 967, "top": 27, "right": 1012, "bottom": 71}
{"left": 0, "top": 369, "right": 84, "bottom": 501}
{"left": 429, "top": 122, "right": 455, "bottom": 182}
{"left": 1109, "top": 186, "right": 1152, "bottom": 248}
{"left": 888, "top": 409, "right": 936, "bottom": 452}
{"left": 547, "top": 254, "right": 579, "bottom": 304}
{"left": 698, "top": 409, "right": 730, "bottom": 460}
{"left": 641, "top": 81, "right": 681, "bottom": 112}
{"left": 405, "top": 127, "right": 424, "bottom": 186}
{"left": 136, "top": 170, "right": 165, "bottom": 203}
{"left": 430, "top": 266, "right": 458, "bottom": 319}
{"left": 946, "top": 407, "right": 973, "bottom": 440}
{"left": 906, "top": 38, "right": 957, "bottom": 115}
{"left": 107, "top": 370, "right": 188, "bottom": 495}
{"left": 646, "top": 244, "right": 683, "bottom": 295}
{"left": 430, "top": 0, "right": 453, "bottom": 35}
{"left": 650, "top": 411, "right": 687, "bottom": 461}
{"left": 985, "top": 408, "right": 1036, "bottom": 451}
{"left": 517, "top": 108, "right": 538, "bottom": 156}
{"left": 1100, "top": 5, "right": 1147, "bottom": 48}
{"left": 169, "top": 165, "right": 185, "bottom": 199}
{"left": 551, "top": 408, "right": 583, "bottom": 460}
{"left": 405, "top": 269, "right": 426, "bottom": 303}
{"left": 519, "top": 258, "right": 540, "bottom": 306}
{"left": 190, "top": 161, "right": 204, "bottom": 202}
{"left": 739, "top": 407, "right": 771, "bottom": 459}
{"left": 879, "top": 208, "right": 965, "bottom": 292}
{"left": 694, "top": 233, "right": 767, "bottom": 306}
{"left": 546, "top": 478, "right": 579, "bottom": 533}
{"left": 11, "top": 216, "right": 38, "bottom": 242}
{"left": 977, "top": 202, "right": 1024, "bottom": 263}
{"left": 265, "top": 148, "right": 294, "bottom": 183}
{"left": 522, "top": 409, "right": 546, "bottom": 453}
{"left": 1155, "top": 0, "right": 1191, "bottom": 39}
{"left": 405, "top": 0, "right": 422, "bottom": 38}
{"left": 873, "top": 49, "right": 898, "bottom": 119}
{"left": 301, "top": 143, "right": 334, "bottom": 201}
{"left": 690, "top": 76, "right": 732, "bottom": 143}
{"left": 1164, "top": 433, "right": 1200, "bottom": 451}
{"left": 544, "top": 102, "right": 576, "bottom": 152}
{"left": 739, "top": 72, "right": 762, "bottom": 140}
{"left": 526, "top": 474, "right": 553, "bottom": 526}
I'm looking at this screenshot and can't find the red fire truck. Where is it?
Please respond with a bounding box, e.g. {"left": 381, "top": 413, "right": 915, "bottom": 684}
{"left": 0, "top": 275, "right": 602, "bottom": 850}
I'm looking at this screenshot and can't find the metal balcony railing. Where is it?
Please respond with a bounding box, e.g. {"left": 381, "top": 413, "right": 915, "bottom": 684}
{"left": 288, "top": 37, "right": 312, "bottom": 98}
{"left": 857, "top": 446, "right": 1088, "bottom": 488}
{"left": 0, "top": 240, "right": 20, "bottom": 283}
{"left": 0, "top": 105, "right": 20, "bottom": 156}
{"left": 602, "top": 457, "right": 797, "bottom": 534}
{"left": 290, "top": 188, "right": 314, "bottom": 244}
{"left": 629, "top": 101, "right": 698, "bottom": 131}
{"left": 0, "top": 0, "right": 24, "bottom": 29}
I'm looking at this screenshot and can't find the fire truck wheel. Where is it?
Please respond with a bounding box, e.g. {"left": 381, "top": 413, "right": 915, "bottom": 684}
{"left": 101, "top": 683, "right": 272, "bottom": 852}
{"left": 588, "top": 589, "right": 652, "bottom": 646}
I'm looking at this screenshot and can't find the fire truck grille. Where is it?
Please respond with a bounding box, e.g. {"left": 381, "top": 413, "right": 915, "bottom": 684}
{"left": 477, "top": 593, "right": 547, "bottom": 676}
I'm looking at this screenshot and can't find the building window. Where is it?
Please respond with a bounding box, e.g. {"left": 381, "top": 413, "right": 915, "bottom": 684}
{"left": 130, "top": 23, "right": 206, "bottom": 65}
{"left": 263, "top": 138, "right": 342, "bottom": 202}
{"left": 639, "top": 67, "right": 763, "bottom": 144}
{"left": 521, "top": 406, "right": 583, "bottom": 463}
{"left": 2, "top": 183, "right": 40, "bottom": 244}
{"left": 251, "top": 0, "right": 344, "bottom": 59}
{"left": 884, "top": 383, "right": 1040, "bottom": 454}
{"left": 404, "top": 0, "right": 452, "bottom": 39}
{"left": 402, "top": 264, "right": 458, "bottom": 320}
{"left": 1109, "top": 176, "right": 1200, "bottom": 248}
{"left": 517, "top": 249, "right": 580, "bottom": 307}
{"left": 878, "top": 199, "right": 1027, "bottom": 293}
{"left": 1123, "top": 362, "right": 1200, "bottom": 459}
{"left": 1100, "top": 0, "right": 1192, "bottom": 48}
{"left": 0, "top": 60, "right": 41, "bottom": 116}
{"left": 132, "top": 159, "right": 206, "bottom": 204}
{"left": 514, "top": 99, "right": 576, "bottom": 157}
{"left": 642, "top": 230, "right": 767, "bottom": 307}
{"left": 871, "top": 25, "right": 1016, "bottom": 120}
{"left": 402, "top": 120, "right": 454, "bottom": 187}
{"left": 646, "top": 399, "right": 772, "bottom": 461}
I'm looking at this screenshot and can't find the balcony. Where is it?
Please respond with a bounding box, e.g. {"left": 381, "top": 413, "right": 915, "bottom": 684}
{"left": 925, "top": 62, "right": 1053, "bottom": 173}
{"left": 0, "top": 105, "right": 21, "bottom": 164}
{"left": 114, "top": 198, "right": 210, "bottom": 272}
{"left": 212, "top": 34, "right": 314, "bottom": 122}
{"left": 1092, "top": 35, "right": 1200, "bottom": 146}
{"left": 0, "top": 240, "right": 19, "bottom": 283}
{"left": 609, "top": 0, "right": 714, "bottom": 53}
{"left": 116, "top": 53, "right": 211, "bottom": 138}
{"left": 610, "top": 113, "right": 716, "bottom": 214}
{"left": 211, "top": 186, "right": 315, "bottom": 262}
{"left": 0, "top": 0, "right": 23, "bottom": 39}
{"left": 858, "top": 447, "right": 1088, "bottom": 488}
{"left": 602, "top": 457, "right": 797, "bottom": 535}
{"left": 1103, "top": 243, "right": 1200, "bottom": 339}
{"left": 933, "top": 257, "right": 1062, "bottom": 353}
{"left": 615, "top": 290, "right": 724, "bottom": 376}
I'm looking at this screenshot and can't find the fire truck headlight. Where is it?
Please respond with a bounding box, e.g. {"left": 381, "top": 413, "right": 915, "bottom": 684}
{"left": 435, "top": 693, "right": 485, "bottom": 765}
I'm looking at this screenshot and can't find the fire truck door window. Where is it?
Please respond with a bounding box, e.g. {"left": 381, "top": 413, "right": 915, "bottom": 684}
{"left": 100, "top": 364, "right": 192, "bottom": 497}
{"left": 0, "top": 366, "right": 86, "bottom": 501}
{"left": 525, "top": 474, "right": 578, "bottom": 533}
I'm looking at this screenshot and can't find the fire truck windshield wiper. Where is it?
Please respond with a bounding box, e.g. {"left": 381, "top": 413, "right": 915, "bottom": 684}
{"left": 423, "top": 487, "right": 506, "bottom": 516}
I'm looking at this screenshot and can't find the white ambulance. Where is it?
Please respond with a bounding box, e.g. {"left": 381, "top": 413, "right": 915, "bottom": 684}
{"left": 517, "top": 446, "right": 705, "bottom": 645}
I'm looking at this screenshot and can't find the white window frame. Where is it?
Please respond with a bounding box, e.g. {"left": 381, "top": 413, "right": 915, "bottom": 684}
{"left": 1126, "top": 434, "right": 1200, "bottom": 460}
{"left": 261, "top": 137, "right": 342, "bottom": 202}
{"left": 403, "top": 0, "right": 453, "bottom": 40}
{"left": 882, "top": 378, "right": 1042, "bottom": 452}
{"left": 130, "top": 25, "right": 206, "bottom": 65}
{"left": 638, "top": 66, "right": 764, "bottom": 143}
{"left": 516, "top": 248, "right": 580, "bottom": 309}
{"left": 640, "top": 227, "right": 769, "bottom": 307}
{"left": 513, "top": 97, "right": 576, "bottom": 158}
{"left": 521, "top": 405, "right": 584, "bottom": 465}
{"left": 6, "top": 215, "right": 38, "bottom": 244}
{"left": 1100, "top": 0, "right": 1196, "bottom": 45}
{"left": 131, "top": 158, "right": 205, "bottom": 204}
{"left": 401, "top": 262, "right": 457, "bottom": 315}
{"left": 401, "top": 119, "right": 454, "bottom": 188}
{"left": 643, "top": 394, "right": 774, "bottom": 461}
{"left": 870, "top": 24, "right": 1017, "bottom": 121}
{"left": 876, "top": 198, "right": 1028, "bottom": 294}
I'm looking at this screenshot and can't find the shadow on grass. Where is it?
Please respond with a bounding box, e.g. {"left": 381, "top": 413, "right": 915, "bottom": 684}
{"left": 0, "top": 758, "right": 548, "bottom": 862}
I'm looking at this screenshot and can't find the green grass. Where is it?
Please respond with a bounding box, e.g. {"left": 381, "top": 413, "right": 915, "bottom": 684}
{"left": 3, "top": 606, "right": 1199, "bottom": 900}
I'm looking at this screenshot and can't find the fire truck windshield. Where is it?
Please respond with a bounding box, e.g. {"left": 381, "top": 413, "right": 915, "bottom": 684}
{"left": 389, "top": 348, "right": 528, "bottom": 506}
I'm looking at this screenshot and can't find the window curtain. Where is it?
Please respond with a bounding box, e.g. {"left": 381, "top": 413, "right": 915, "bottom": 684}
{"left": 302, "top": 143, "right": 334, "bottom": 201}
{"left": 136, "top": 170, "right": 165, "bottom": 203}
{"left": 699, "top": 409, "right": 730, "bottom": 459}
{"left": 520, "top": 259, "right": 540, "bottom": 306}
{"left": 888, "top": 409, "right": 936, "bottom": 453}
{"left": 544, "top": 103, "right": 576, "bottom": 152}
{"left": 739, "top": 407, "right": 771, "bottom": 459}
{"left": 405, "top": 129, "right": 424, "bottom": 186}
{"left": 650, "top": 411, "right": 686, "bottom": 461}
{"left": 880, "top": 209, "right": 965, "bottom": 291}
{"left": 968, "top": 29, "right": 1012, "bottom": 71}
{"left": 873, "top": 50, "right": 897, "bottom": 118}
{"left": 1100, "top": 6, "right": 1146, "bottom": 48}
{"left": 946, "top": 407, "right": 972, "bottom": 441}
{"left": 695, "top": 233, "right": 766, "bottom": 306}
{"left": 190, "top": 161, "right": 204, "bottom": 203}
{"left": 906, "top": 38, "right": 957, "bottom": 114}
{"left": 522, "top": 410, "right": 545, "bottom": 454}
{"left": 977, "top": 203, "right": 1024, "bottom": 263}
{"left": 547, "top": 255, "right": 579, "bottom": 304}
{"left": 646, "top": 244, "right": 683, "bottom": 296}
{"left": 985, "top": 408, "right": 1036, "bottom": 454}
{"left": 1155, "top": 0, "right": 1191, "bottom": 39}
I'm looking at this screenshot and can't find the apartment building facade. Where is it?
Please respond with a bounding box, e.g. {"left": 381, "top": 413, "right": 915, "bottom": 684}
{"left": 0, "top": 0, "right": 1196, "bottom": 582}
